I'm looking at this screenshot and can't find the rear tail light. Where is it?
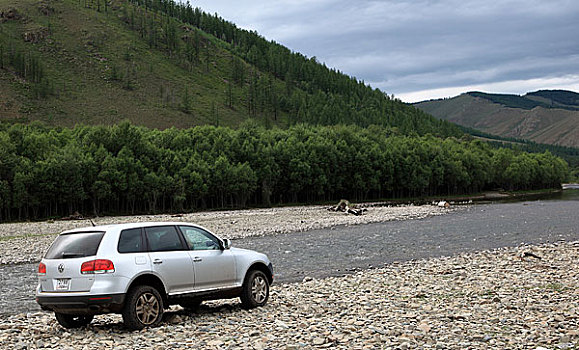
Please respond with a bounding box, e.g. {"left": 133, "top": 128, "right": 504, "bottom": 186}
{"left": 81, "top": 259, "right": 115, "bottom": 274}
{"left": 38, "top": 262, "right": 46, "bottom": 275}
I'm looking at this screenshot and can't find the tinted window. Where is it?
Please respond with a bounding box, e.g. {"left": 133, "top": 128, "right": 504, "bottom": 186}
{"left": 145, "top": 226, "right": 185, "bottom": 252}
{"left": 45, "top": 232, "right": 105, "bottom": 259}
{"left": 118, "top": 228, "right": 144, "bottom": 253}
{"left": 179, "top": 226, "right": 220, "bottom": 251}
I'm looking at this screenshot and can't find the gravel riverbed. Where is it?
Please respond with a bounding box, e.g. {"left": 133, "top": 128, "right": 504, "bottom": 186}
{"left": 0, "top": 241, "right": 576, "bottom": 349}
{"left": 0, "top": 204, "right": 452, "bottom": 265}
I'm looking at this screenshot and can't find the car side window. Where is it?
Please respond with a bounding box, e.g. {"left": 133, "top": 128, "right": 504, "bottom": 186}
{"left": 179, "top": 226, "right": 220, "bottom": 251}
{"left": 118, "top": 228, "right": 144, "bottom": 253}
{"left": 145, "top": 226, "right": 185, "bottom": 252}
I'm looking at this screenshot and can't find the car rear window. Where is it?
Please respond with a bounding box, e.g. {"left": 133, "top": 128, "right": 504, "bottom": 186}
{"left": 45, "top": 231, "right": 105, "bottom": 259}
{"left": 118, "top": 228, "right": 144, "bottom": 253}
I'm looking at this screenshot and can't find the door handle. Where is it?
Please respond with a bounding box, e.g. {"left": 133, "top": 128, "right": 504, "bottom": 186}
{"left": 153, "top": 259, "right": 163, "bottom": 264}
{"left": 193, "top": 257, "right": 202, "bottom": 262}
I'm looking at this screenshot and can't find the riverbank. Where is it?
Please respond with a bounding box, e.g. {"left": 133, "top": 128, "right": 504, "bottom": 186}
{"left": 0, "top": 241, "right": 576, "bottom": 349}
{"left": 379, "top": 188, "right": 564, "bottom": 205}
{"left": 0, "top": 203, "right": 453, "bottom": 265}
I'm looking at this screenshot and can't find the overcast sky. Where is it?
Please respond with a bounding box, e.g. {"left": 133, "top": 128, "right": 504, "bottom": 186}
{"left": 189, "top": 0, "right": 579, "bottom": 102}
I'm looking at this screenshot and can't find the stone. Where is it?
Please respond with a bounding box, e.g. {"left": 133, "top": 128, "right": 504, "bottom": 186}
{"left": 207, "top": 340, "right": 224, "bottom": 346}
{"left": 399, "top": 342, "right": 411, "bottom": 350}
{"left": 167, "top": 315, "right": 183, "bottom": 324}
{"left": 312, "top": 337, "right": 325, "bottom": 345}
{"left": 417, "top": 323, "right": 431, "bottom": 333}
{"left": 275, "top": 320, "right": 290, "bottom": 329}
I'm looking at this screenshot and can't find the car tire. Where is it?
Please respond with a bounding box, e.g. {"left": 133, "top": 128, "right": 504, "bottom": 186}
{"left": 240, "top": 270, "right": 269, "bottom": 309}
{"left": 122, "top": 285, "right": 164, "bottom": 330}
{"left": 54, "top": 313, "right": 94, "bottom": 329}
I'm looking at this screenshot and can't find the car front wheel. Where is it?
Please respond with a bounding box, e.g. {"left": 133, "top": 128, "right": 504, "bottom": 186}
{"left": 54, "top": 313, "right": 94, "bottom": 329}
{"left": 240, "top": 270, "right": 269, "bottom": 309}
{"left": 122, "top": 285, "right": 164, "bottom": 330}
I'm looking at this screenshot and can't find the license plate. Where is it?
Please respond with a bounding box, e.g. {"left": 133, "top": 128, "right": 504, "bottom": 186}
{"left": 56, "top": 279, "right": 70, "bottom": 291}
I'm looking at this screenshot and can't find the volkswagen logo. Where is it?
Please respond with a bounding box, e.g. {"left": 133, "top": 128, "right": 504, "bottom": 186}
{"left": 58, "top": 264, "right": 65, "bottom": 273}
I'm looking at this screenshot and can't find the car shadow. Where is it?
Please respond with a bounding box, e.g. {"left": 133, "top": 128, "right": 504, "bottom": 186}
{"left": 74, "top": 301, "right": 249, "bottom": 333}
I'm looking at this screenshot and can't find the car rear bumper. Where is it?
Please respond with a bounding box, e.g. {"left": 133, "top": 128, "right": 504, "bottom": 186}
{"left": 36, "top": 293, "right": 125, "bottom": 315}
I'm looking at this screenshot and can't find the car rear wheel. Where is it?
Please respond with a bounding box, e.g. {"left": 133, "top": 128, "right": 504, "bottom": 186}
{"left": 240, "top": 270, "right": 269, "bottom": 309}
{"left": 122, "top": 285, "right": 164, "bottom": 330}
{"left": 54, "top": 313, "right": 94, "bottom": 329}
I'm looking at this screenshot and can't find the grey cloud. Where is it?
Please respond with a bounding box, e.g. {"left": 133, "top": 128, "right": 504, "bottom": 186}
{"left": 191, "top": 0, "right": 579, "bottom": 98}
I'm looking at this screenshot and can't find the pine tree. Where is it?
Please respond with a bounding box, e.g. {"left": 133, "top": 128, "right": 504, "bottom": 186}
{"left": 181, "top": 87, "right": 191, "bottom": 113}
{"left": 226, "top": 81, "right": 233, "bottom": 108}
{"left": 212, "top": 101, "right": 219, "bottom": 126}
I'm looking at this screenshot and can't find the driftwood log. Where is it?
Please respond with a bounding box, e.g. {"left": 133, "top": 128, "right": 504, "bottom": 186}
{"left": 328, "top": 199, "right": 367, "bottom": 216}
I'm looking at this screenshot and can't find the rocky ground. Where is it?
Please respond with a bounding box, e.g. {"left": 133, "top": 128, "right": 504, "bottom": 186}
{"left": 0, "top": 204, "right": 452, "bottom": 265}
{"left": 0, "top": 241, "right": 576, "bottom": 349}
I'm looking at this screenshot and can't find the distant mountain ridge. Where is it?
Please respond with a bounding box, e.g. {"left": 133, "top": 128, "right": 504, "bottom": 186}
{"left": 467, "top": 90, "right": 579, "bottom": 111}
{"left": 415, "top": 90, "right": 579, "bottom": 147}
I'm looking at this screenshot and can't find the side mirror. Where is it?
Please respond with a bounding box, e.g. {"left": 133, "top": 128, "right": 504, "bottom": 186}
{"left": 223, "top": 239, "right": 232, "bottom": 250}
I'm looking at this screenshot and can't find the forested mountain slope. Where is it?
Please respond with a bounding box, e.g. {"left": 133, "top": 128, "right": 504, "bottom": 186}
{"left": 0, "top": 1, "right": 571, "bottom": 222}
{"left": 0, "top": 0, "right": 459, "bottom": 136}
{"left": 414, "top": 90, "right": 579, "bottom": 147}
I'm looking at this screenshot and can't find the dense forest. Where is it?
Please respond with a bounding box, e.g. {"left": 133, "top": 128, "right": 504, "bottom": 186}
{"left": 0, "top": 122, "right": 568, "bottom": 222}
{"left": 467, "top": 91, "right": 579, "bottom": 111}
{"left": 526, "top": 90, "right": 579, "bottom": 109}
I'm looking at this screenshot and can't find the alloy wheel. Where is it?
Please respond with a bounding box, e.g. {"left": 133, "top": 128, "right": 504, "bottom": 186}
{"left": 251, "top": 275, "right": 268, "bottom": 304}
{"left": 135, "top": 292, "right": 160, "bottom": 325}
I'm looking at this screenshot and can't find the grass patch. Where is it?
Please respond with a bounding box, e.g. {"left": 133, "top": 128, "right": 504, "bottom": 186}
{"left": 542, "top": 283, "right": 567, "bottom": 292}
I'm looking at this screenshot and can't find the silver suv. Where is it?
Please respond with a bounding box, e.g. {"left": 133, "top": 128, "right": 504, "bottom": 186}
{"left": 36, "top": 222, "right": 273, "bottom": 330}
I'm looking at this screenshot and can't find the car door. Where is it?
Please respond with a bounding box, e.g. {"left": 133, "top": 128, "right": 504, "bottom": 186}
{"left": 145, "top": 225, "right": 195, "bottom": 294}
{"left": 178, "top": 225, "right": 236, "bottom": 290}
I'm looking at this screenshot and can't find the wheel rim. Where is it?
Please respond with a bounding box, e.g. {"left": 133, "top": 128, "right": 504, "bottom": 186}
{"left": 251, "top": 275, "right": 268, "bottom": 304}
{"left": 135, "top": 292, "right": 160, "bottom": 325}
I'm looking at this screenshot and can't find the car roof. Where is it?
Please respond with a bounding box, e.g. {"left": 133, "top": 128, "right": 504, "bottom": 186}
{"left": 60, "top": 222, "right": 203, "bottom": 235}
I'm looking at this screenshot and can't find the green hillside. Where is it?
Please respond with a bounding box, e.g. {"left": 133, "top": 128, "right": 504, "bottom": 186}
{"left": 0, "top": 0, "right": 459, "bottom": 136}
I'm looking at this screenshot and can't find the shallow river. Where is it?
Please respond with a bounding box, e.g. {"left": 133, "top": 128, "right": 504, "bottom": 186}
{"left": 1, "top": 190, "right": 577, "bottom": 315}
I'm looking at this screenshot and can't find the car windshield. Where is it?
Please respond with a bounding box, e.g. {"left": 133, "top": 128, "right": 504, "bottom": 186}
{"left": 44, "top": 231, "right": 105, "bottom": 259}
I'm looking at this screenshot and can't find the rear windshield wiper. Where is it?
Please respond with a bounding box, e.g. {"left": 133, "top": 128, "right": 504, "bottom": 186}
{"left": 61, "top": 252, "right": 85, "bottom": 258}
